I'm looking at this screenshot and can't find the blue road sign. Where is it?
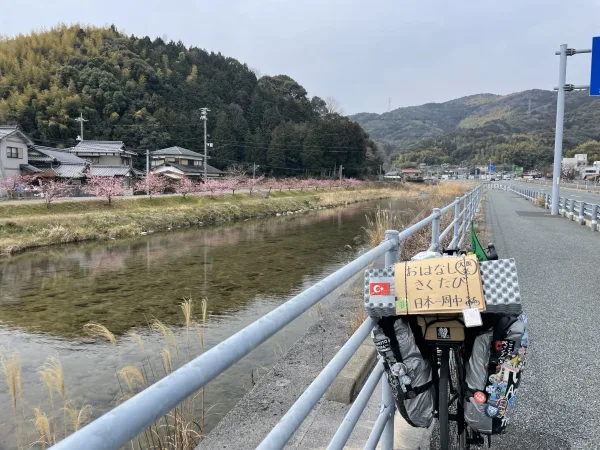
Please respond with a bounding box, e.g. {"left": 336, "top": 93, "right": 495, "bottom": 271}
{"left": 488, "top": 164, "right": 496, "bottom": 171}
{"left": 590, "top": 37, "right": 600, "bottom": 96}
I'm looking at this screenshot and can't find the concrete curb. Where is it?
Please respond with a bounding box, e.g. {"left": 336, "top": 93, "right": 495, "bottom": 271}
{"left": 325, "top": 337, "right": 376, "bottom": 404}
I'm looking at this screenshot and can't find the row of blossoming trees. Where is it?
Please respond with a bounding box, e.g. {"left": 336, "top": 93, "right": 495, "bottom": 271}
{"left": 0, "top": 173, "right": 366, "bottom": 206}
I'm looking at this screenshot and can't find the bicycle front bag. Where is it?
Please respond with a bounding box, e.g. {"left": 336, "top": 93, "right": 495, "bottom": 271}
{"left": 463, "top": 312, "right": 528, "bottom": 434}
{"left": 372, "top": 316, "right": 435, "bottom": 428}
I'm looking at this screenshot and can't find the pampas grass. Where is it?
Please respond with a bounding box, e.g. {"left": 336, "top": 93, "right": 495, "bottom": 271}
{"left": 39, "top": 357, "right": 67, "bottom": 440}
{"left": 34, "top": 407, "right": 52, "bottom": 449}
{"left": 64, "top": 402, "right": 92, "bottom": 433}
{"left": 83, "top": 322, "right": 117, "bottom": 346}
{"left": 2, "top": 352, "right": 23, "bottom": 450}
{"left": 6, "top": 297, "right": 211, "bottom": 450}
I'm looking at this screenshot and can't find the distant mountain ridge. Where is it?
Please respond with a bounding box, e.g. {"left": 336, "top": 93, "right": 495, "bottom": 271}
{"left": 350, "top": 89, "right": 600, "bottom": 169}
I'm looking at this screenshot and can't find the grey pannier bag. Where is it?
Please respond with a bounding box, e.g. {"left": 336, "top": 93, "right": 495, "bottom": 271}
{"left": 463, "top": 313, "right": 528, "bottom": 434}
{"left": 372, "top": 316, "right": 435, "bottom": 428}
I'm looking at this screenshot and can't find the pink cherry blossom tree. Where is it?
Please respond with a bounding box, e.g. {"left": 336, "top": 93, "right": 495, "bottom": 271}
{"left": 40, "top": 179, "right": 71, "bottom": 207}
{"left": 134, "top": 173, "right": 168, "bottom": 198}
{"left": 201, "top": 178, "right": 217, "bottom": 196}
{"left": 173, "top": 177, "right": 198, "bottom": 198}
{"left": 263, "top": 178, "right": 280, "bottom": 194}
{"left": 85, "top": 175, "right": 125, "bottom": 205}
{"left": 219, "top": 177, "right": 241, "bottom": 195}
{"left": 298, "top": 178, "right": 314, "bottom": 191}
{"left": 247, "top": 175, "right": 265, "bottom": 195}
{"left": 343, "top": 178, "right": 363, "bottom": 189}
{"left": 282, "top": 178, "right": 296, "bottom": 191}
{"left": 0, "top": 174, "right": 32, "bottom": 199}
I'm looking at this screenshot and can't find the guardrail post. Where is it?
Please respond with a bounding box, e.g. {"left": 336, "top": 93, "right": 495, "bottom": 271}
{"left": 384, "top": 230, "right": 400, "bottom": 266}
{"left": 569, "top": 199, "right": 575, "bottom": 221}
{"left": 578, "top": 202, "right": 585, "bottom": 225}
{"left": 452, "top": 197, "right": 461, "bottom": 245}
{"left": 430, "top": 208, "right": 441, "bottom": 251}
{"left": 592, "top": 204, "right": 599, "bottom": 232}
{"left": 381, "top": 229, "right": 399, "bottom": 448}
{"left": 544, "top": 193, "right": 549, "bottom": 209}
{"left": 381, "top": 375, "right": 394, "bottom": 450}
{"left": 457, "top": 194, "right": 469, "bottom": 241}
{"left": 559, "top": 197, "right": 565, "bottom": 216}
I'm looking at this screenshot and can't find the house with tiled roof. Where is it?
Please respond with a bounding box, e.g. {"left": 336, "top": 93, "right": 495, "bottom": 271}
{"left": 151, "top": 146, "right": 223, "bottom": 180}
{"left": 67, "top": 140, "right": 136, "bottom": 166}
{"left": 25, "top": 145, "right": 136, "bottom": 184}
{"left": 0, "top": 125, "right": 34, "bottom": 179}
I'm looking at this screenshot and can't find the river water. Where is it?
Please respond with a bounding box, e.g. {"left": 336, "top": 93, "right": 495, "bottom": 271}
{"left": 0, "top": 197, "right": 420, "bottom": 448}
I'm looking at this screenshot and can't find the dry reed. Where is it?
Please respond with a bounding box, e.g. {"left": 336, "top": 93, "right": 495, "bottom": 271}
{"left": 83, "top": 322, "right": 117, "bottom": 346}
{"left": 64, "top": 402, "right": 92, "bottom": 433}
{"left": 8, "top": 296, "right": 211, "bottom": 449}
{"left": 2, "top": 352, "right": 23, "bottom": 450}
{"left": 34, "top": 407, "right": 53, "bottom": 449}
{"left": 39, "top": 356, "right": 67, "bottom": 440}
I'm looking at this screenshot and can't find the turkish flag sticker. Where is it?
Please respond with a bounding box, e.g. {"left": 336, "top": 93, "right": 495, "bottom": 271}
{"left": 370, "top": 282, "right": 391, "bottom": 296}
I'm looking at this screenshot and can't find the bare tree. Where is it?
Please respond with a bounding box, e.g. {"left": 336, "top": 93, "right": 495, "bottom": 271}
{"left": 325, "top": 97, "right": 344, "bottom": 116}
{"left": 226, "top": 163, "right": 250, "bottom": 177}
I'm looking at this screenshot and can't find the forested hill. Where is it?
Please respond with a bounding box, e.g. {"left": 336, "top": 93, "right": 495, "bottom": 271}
{"left": 0, "top": 25, "right": 381, "bottom": 176}
{"left": 350, "top": 90, "right": 600, "bottom": 170}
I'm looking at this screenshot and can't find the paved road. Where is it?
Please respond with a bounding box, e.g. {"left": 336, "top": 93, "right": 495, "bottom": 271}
{"left": 484, "top": 188, "right": 600, "bottom": 449}
{"left": 502, "top": 180, "right": 600, "bottom": 205}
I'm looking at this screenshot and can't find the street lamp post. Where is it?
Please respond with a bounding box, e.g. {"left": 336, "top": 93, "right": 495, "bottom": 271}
{"left": 550, "top": 45, "right": 591, "bottom": 215}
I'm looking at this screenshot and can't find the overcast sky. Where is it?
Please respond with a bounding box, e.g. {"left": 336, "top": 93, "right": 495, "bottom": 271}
{"left": 1, "top": 0, "right": 599, "bottom": 114}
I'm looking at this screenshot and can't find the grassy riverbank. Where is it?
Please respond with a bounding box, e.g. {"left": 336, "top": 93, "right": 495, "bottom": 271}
{"left": 0, "top": 186, "right": 419, "bottom": 255}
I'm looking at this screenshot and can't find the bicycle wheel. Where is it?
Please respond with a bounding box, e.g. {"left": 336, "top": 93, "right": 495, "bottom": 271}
{"left": 439, "top": 347, "right": 450, "bottom": 450}
{"left": 450, "top": 349, "right": 467, "bottom": 450}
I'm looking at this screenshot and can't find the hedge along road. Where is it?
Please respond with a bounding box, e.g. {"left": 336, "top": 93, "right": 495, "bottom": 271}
{"left": 0, "top": 195, "right": 423, "bottom": 450}
{"left": 484, "top": 188, "right": 600, "bottom": 450}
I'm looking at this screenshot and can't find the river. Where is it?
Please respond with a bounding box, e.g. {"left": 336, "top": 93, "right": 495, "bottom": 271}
{"left": 0, "top": 197, "right": 421, "bottom": 448}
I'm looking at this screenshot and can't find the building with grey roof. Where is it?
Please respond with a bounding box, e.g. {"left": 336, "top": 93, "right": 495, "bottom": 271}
{"left": 68, "top": 140, "right": 136, "bottom": 166}
{"left": 151, "top": 146, "right": 223, "bottom": 179}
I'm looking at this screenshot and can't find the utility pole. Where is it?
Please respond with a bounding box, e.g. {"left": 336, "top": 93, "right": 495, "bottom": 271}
{"left": 339, "top": 165, "right": 343, "bottom": 181}
{"left": 388, "top": 97, "right": 391, "bottom": 112}
{"left": 146, "top": 150, "right": 150, "bottom": 196}
{"left": 200, "top": 107, "right": 210, "bottom": 180}
{"left": 550, "top": 44, "right": 592, "bottom": 215}
{"left": 75, "top": 112, "right": 88, "bottom": 141}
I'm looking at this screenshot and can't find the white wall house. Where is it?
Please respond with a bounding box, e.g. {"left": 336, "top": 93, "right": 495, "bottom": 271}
{"left": 0, "top": 126, "right": 33, "bottom": 179}
{"left": 150, "top": 146, "right": 223, "bottom": 179}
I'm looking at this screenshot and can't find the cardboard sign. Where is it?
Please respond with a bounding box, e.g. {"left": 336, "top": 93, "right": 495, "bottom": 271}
{"left": 394, "top": 255, "right": 486, "bottom": 315}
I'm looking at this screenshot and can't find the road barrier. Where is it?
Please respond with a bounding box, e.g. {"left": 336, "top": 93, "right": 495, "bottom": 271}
{"left": 489, "top": 183, "right": 599, "bottom": 232}
{"left": 517, "top": 178, "right": 600, "bottom": 193}
{"left": 50, "top": 184, "right": 485, "bottom": 450}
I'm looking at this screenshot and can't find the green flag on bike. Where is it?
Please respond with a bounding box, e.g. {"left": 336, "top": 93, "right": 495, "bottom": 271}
{"left": 471, "top": 221, "right": 488, "bottom": 261}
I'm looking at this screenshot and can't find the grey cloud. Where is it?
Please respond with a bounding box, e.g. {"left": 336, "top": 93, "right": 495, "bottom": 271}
{"left": 1, "top": 0, "right": 599, "bottom": 113}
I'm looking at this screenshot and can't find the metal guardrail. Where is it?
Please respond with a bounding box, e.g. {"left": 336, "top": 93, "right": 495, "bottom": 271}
{"left": 517, "top": 178, "right": 600, "bottom": 193}
{"left": 51, "top": 184, "right": 485, "bottom": 450}
{"left": 489, "top": 183, "right": 599, "bottom": 232}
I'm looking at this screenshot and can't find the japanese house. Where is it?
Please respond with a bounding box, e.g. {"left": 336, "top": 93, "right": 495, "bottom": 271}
{"left": 150, "top": 146, "right": 223, "bottom": 180}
